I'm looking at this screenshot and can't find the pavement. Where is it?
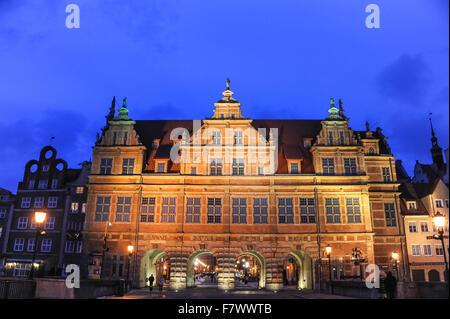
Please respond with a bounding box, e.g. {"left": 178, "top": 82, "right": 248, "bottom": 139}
{"left": 101, "top": 288, "right": 354, "bottom": 299}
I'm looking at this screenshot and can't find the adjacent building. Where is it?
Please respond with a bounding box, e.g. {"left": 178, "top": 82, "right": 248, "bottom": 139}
{"left": 399, "top": 178, "right": 449, "bottom": 282}
{"left": 83, "top": 81, "right": 407, "bottom": 291}
{"left": 3, "top": 146, "right": 90, "bottom": 277}
{"left": 0, "top": 188, "right": 15, "bottom": 272}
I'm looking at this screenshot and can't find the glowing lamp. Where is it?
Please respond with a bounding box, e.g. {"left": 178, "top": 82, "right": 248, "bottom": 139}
{"left": 325, "top": 246, "right": 332, "bottom": 256}
{"left": 34, "top": 211, "right": 47, "bottom": 224}
{"left": 433, "top": 212, "right": 445, "bottom": 228}
{"left": 391, "top": 252, "right": 399, "bottom": 261}
{"left": 127, "top": 244, "right": 134, "bottom": 254}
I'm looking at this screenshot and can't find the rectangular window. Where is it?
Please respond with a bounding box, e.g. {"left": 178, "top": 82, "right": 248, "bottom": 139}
{"left": 13, "top": 238, "right": 25, "bottom": 251}
{"left": 112, "top": 132, "right": 117, "bottom": 145}
{"left": 435, "top": 200, "right": 443, "bottom": 208}
{"left": 38, "top": 180, "right": 48, "bottom": 189}
{"left": 34, "top": 197, "right": 44, "bottom": 208}
{"left": 328, "top": 131, "right": 333, "bottom": 145}
{"left": 322, "top": 158, "right": 335, "bottom": 175}
{"left": 346, "top": 198, "right": 361, "bottom": 223}
{"left": 290, "top": 162, "right": 299, "bottom": 174}
{"left": 28, "top": 180, "right": 35, "bottom": 189}
{"left": 21, "top": 197, "right": 31, "bottom": 208}
{"left": 436, "top": 246, "right": 444, "bottom": 256}
{"left": 278, "top": 198, "right": 294, "bottom": 224}
{"left": 65, "top": 241, "right": 74, "bottom": 253}
{"left": 76, "top": 241, "right": 83, "bottom": 253}
{"left": 253, "top": 198, "right": 268, "bottom": 224}
{"left": 41, "top": 239, "right": 52, "bottom": 252}
{"left": 232, "top": 198, "right": 247, "bottom": 224}
{"left": 420, "top": 222, "right": 429, "bottom": 232}
{"left": 94, "top": 196, "right": 110, "bottom": 222}
{"left": 191, "top": 167, "right": 197, "bottom": 175}
{"left": 234, "top": 130, "right": 243, "bottom": 145}
{"left": 408, "top": 222, "right": 417, "bottom": 233}
{"left": 156, "top": 162, "right": 166, "bottom": 173}
{"left": 123, "top": 132, "right": 128, "bottom": 145}
{"left": 186, "top": 198, "right": 201, "bottom": 223}
{"left": 0, "top": 207, "right": 6, "bottom": 219}
{"left": 339, "top": 131, "right": 345, "bottom": 145}
{"left": 141, "top": 197, "right": 155, "bottom": 223}
{"left": 71, "top": 202, "right": 79, "bottom": 214}
{"left": 299, "top": 198, "right": 315, "bottom": 224}
{"left": 17, "top": 217, "right": 28, "bottom": 229}
{"left": 76, "top": 186, "right": 84, "bottom": 194}
{"left": 48, "top": 197, "right": 58, "bottom": 208}
{"left": 212, "top": 131, "right": 221, "bottom": 145}
{"left": 42, "top": 165, "right": 50, "bottom": 172}
{"left": 44, "top": 217, "right": 55, "bottom": 230}
{"left": 344, "top": 158, "right": 357, "bottom": 175}
{"left": 445, "top": 199, "right": 449, "bottom": 208}
{"left": 207, "top": 198, "right": 222, "bottom": 224}
{"left": 407, "top": 201, "right": 416, "bottom": 210}
{"left": 115, "top": 197, "right": 131, "bottom": 222}
{"left": 423, "top": 245, "right": 432, "bottom": 256}
{"left": 382, "top": 167, "right": 391, "bottom": 182}
{"left": 81, "top": 203, "right": 87, "bottom": 214}
{"left": 210, "top": 159, "right": 222, "bottom": 176}
{"left": 258, "top": 167, "right": 264, "bottom": 176}
{"left": 232, "top": 158, "right": 245, "bottom": 176}
{"left": 100, "top": 158, "right": 113, "bottom": 175}
{"left": 51, "top": 179, "right": 58, "bottom": 189}
{"left": 161, "top": 197, "right": 176, "bottom": 223}
{"left": 384, "top": 203, "right": 397, "bottom": 227}
{"left": 325, "top": 198, "right": 341, "bottom": 223}
{"left": 411, "top": 245, "right": 421, "bottom": 256}
{"left": 27, "top": 239, "right": 35, "bottom": 252}
{"left": 122, "top": 158, "right": 135, "bottom": 175}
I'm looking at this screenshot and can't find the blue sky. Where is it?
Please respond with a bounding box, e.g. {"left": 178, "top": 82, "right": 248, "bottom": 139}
{"left": 0, "top": 0, "right": 448, "bottom": 191}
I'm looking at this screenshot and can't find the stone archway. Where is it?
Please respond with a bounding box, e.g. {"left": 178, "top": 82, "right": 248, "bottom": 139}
{"left": 186, "top": 250, "right": 218, "bottom": 288}
{"left": 139, "top": 249, "right": 169, "bottom": 287}
{"left": 284, "top": 251, "right": 314, "bottom": 290}
{"left": 235, "top": 251, "right": 266, "bottom": 289}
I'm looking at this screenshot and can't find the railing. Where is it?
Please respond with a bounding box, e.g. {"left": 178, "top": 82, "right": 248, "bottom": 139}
{"left": 0, "top": 278, "right": 36, "bottom": 299}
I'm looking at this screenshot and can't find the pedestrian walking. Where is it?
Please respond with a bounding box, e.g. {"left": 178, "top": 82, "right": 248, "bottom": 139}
{"left": 148, "top": 274, "right": 155, "bottom": 292}
{"left": 384, "top": 271, "right": 397, "bottom": 299}
{"left": 158, "top": 276, "right": 165, "bottom": 291}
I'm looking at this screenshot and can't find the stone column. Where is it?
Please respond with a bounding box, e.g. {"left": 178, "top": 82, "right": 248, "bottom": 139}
{"left": 168, "top": 250, "right": 188, "bottom": 290}
{"left": 217, "top": 250, "right": 235, "bottom": 290}
{"left": 266, "top": 253, "right": 283, "bottom": 291}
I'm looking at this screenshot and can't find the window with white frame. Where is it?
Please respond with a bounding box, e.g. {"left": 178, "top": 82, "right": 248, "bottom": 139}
{"left": 420, "top": 222, "right": 429, "bottom": 232}
{"left": 27, "top": 239, "right": 35, "bottom": 252}
{"left": 34, "top": 197, "right": 44, "bottom": 208}
{"left": 48, "top": 196, "right": 58, "bottom": 208}
{"left": 411, "top": 245, "right": 421, "bottom": 256}
{"left": 325, "top": 198, "right": 341, "bottom": 223}
{"left": 258, "top": 167, "right": 264, "bottom": 176}
{"left": 71, "top": 202, "right": 79, "bottom": 214}
{"left": 407, "top": 201, "right": 416, "bottom": 210}
{"left": 41, "top": 239, "right": 52, "bottom": 252}
{"left": 436, "top": 245, "right": 444, "bottom": 256}
{"left": 38, "top": 180, "right": 48, "bottom": 189}
{"left": 161, "top": 197, "right": 176, "bottom": 223}
{"left": 17, "top": 217, "right": 28, "bottom": 229}
{"left": 13, "top": 238, "right": 25, "bottom": 251}
{"left": 65, "top": 241, "right": 74, "bottom": 253}
{"left": 300, "top": 198, "right": 316, "bottom": 224}
{"left": 435, "top": 199, "right": 443, "bottom": 208}
{"left": 186, "top": 198, "right": 201, "bottom": 223}
{"left": 408, "top": 222, "right": 417, "bottom": 233}
{"left": 423, "top": 244, "right": 432, "bottom": 256}
{"left": 346, "top": 198, "right": 361, "bottom": 223}
{"left": 76, "top": 241, "right": 83, "bottom": 253}
{"left": 210, "top": 158, "right": 222, "bottom": 176}
{"left": 44, "top": 217, "right": 55, "bottom": 230}
{"left": 253, "top": 198, "right": 268, "bottom": 224}
{"left": 212, "top": 130, "right": 221, "bottom": 145}
{"left": 232, "top": 158, "right": 244, "bottom": 176}
{"left": 81, "top": 203, "right": 87, "bottom": 214}
{"left": 21, "top": 197, "right": 31, "bottom": 208}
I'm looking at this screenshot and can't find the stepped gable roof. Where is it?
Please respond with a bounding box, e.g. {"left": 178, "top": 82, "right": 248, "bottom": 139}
{"left": 134, "top": 119, "right": 323, "bottom": 174}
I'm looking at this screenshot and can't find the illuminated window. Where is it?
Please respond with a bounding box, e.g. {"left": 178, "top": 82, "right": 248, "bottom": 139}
{"left": 346, "top": 198, "right": 361, "bottom": 223}
{"left": 141, "top": 197, "right": 155, "bottom": 222}
{"left": 278, "top": 198, "right": 294, "bottom": 224}
{"left": 122, "top": 158, "right": 135, "bottom": 175}
{"left": 325, "top": 198, "right": 341, "bottom": 223}
{"left": 210, "top": 158, "right": 222, "bottom": 176}
{"left": 207, "top": 198, "right": 222, "bottom": 224}
{"left": 115, "top": 197, "right": 131, "bottom": 222}
{"left": 71, "top": 202, "right": 79, "bottom": 214}
{"left": 186, "top": 198, "right": 201, "bottom": 223}
{"left": 290, "top": 162, "right": 299, "bottom": 174}
{"left": 232, "top": 198, "right": 247, "bottom": 224}
{"left": 76, "top": 186, "right": 84, "bottom": 194}
{"left": 322, "top": 158, "right": 335, "bottom": 175}
{"left": 232, "top": 158, "right": 244, "bottom": 176}
{"left": 253, "top": 198, "right": 268, "bottom": 224}
{"left": 344, "top": 158, "right": 357, "bottom": 175}
{"left": 407, "top": 201, "right": 416, "bottom": 210}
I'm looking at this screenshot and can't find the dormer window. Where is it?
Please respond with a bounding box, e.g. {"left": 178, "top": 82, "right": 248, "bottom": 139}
{"left": 152, "top": 140, "right": 160, "bottom": 149}
{"left": 303, "top": 139, "right": 312, "bottom": 148}
{"left": 407, "top": 201, "right": 416, "bottom": 210}
{"left": 289, "top": 162, "right": 300, "bottom": 174}
{"left": 156, "top": 162, "right": 166, "bottom": 173}
{"left": 369, "top": 147, "right": 375, "bottom": 154}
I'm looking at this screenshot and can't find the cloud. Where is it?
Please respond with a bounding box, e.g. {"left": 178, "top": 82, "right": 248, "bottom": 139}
{"left": 376, "top": 54, "right": 432, "bottom": 104}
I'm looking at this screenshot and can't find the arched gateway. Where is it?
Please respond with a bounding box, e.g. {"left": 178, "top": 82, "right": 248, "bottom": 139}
{"left": 139, "top": 249, "right": 170, "bottom": 287}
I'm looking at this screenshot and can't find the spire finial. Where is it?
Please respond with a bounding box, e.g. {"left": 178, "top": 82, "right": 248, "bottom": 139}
{"left": 429, "top": 113, "right": 436, "bottom": 138}
{"left": 366, "top": 121, "right": 370, "bottom": 132}
{"left": 330, "top": 97, "right": 335, "bottom": 106}
{"left": 106, "top": 96, "right": 116, "bottom": 120}
{"left": 226, "top": 78, "right": 230, "bottom": 90}
{"left": 338, "top": 99, "right": 344, "bottom": 118}
{"left": 123, "top": 97, "right": 127, "bottom": 107}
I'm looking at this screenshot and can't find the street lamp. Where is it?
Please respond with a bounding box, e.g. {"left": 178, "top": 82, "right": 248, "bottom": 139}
{"left": 28, "top": 211, "right": 47, "bottom": 280}
{"left": 325, "top": 246, "right": 332, "bottom": 281}
{"left": 391, "top": 252, "right": 400, "bottom": 279}
{"left": 126, "top": 244, "right": 134, "bottom": 292}
{"left": 432, "top": 212, "right": 449, "bottom": 282}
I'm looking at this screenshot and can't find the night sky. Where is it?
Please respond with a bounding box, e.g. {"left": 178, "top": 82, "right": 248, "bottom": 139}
{"left": 0, "top": 0, "right": 448, "bottom": 192}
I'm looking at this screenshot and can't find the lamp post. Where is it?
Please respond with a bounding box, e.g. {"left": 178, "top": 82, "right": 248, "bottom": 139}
{"left": 432, "top": 212, "right": 449, "bottom": 282}
{"left": 325, "top": 246, "right": 332, "bottom": 281}
{"left": 100, "top": 222, "right": 112, "bottom": 279}
{"left": 28, "top": 211, "right": 47, "bottom": 280}
{"left": 391, "top": 252, "right": 400, "bottom": 279}
{"left": 351, "top": 248, "right": 366, "bottom": 280}
{"left": 126, "top": 244, "right": 134, "bottom": 292}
